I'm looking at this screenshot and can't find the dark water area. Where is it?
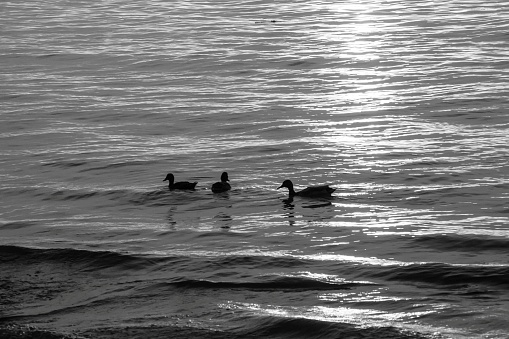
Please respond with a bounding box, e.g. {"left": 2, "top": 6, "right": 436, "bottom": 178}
{"left": 0, "top": 245, "right": 450, "bottom": 338}
{"left": 2, "top": 0, "right": 509, "bottom": 338}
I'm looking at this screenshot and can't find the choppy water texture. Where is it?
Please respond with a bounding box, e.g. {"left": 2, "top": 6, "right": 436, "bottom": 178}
{"left": 1, "top": 0, "right": 509, "bottom": 338}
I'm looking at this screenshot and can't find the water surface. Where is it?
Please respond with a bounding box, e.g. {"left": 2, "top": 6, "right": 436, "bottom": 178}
{"left": 1, "top": 0, "right": 509, "bottom": 338}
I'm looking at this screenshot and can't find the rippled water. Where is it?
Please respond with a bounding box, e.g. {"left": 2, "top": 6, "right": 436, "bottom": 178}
{"left": 1, "top": 0, "right": 509, "bottom": 338}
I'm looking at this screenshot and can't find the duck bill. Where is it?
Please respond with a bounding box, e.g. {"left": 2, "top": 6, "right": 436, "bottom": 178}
{"left": 277, "top": 185, "right": 283, "bottom": 189}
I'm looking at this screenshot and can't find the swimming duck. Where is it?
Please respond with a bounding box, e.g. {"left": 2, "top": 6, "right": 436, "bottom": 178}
{"left": 277, "top": 179, "right": 335, "bottom": 197}
{"left": 211, "top": 172, "right": 231, "bottom": 193}
{"left": 163, "top": 173, "right": 197, "bottom": 190}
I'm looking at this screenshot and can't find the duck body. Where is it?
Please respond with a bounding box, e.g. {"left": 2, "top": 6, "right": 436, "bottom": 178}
{"left": 211, "top": 172, "right": 231, "bottom": 193}
{"left": 278, "top": 179, "right": 335, "bottom": 197}
{"left": 163, "top": 173, "right": 197, "bottom": 190}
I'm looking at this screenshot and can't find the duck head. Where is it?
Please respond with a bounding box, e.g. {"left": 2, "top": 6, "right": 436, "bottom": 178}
{"left": 163, "top": 173, "right": 175, "bottom": 184}
{"left": 277, "top": 180, "right": 295, "bottom": 193}
{"left": 220, "top": 172, "right": 229, "bottom": 182}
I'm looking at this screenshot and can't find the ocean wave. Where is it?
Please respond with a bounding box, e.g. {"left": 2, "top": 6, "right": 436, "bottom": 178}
{"left": 201, "top": 254, "right": 309, "bottom": 270}
{"left": 0, "top": 245, "right": 163, "bottom": 273}
{"left": 0, "top": 245, "right": 374, "bottom": 294}
{"left": 0, "top": 324, "right": 80, "bottom": 339}
{"left": 233, "top": 316, "right": 434, "bottom": 339}
{"left": 0, "top": 321, "right": 435, "bottom": 339}
{"left": 3, "top": 245, "right": 508, "bottom": 290}
{"left": 4, "top": 182, "right": 208, "bottom": 208}
{"left": 413, "top": 234, "right": 509, "bottom": 252}
{"left": 167, "top": 275, "right": 366, "bottom": 291}
{"left": 22, "top": 185, "right": 183, "bottom": 207}
{"left": 0, "top": 245, "right": 312, "bottom": 279}
{"left": 366, "top": 262, "right": 509, "bottom": 288}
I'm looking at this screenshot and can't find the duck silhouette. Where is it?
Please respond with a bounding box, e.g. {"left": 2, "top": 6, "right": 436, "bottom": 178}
{"left": 211, "top": 172, "right": 231, "bottom": 193}
{"left": 277, "top": 179, "right": 335, "bottom": 198}
{"left": 163, "top": 173, "right": 197, "bottom": 190}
